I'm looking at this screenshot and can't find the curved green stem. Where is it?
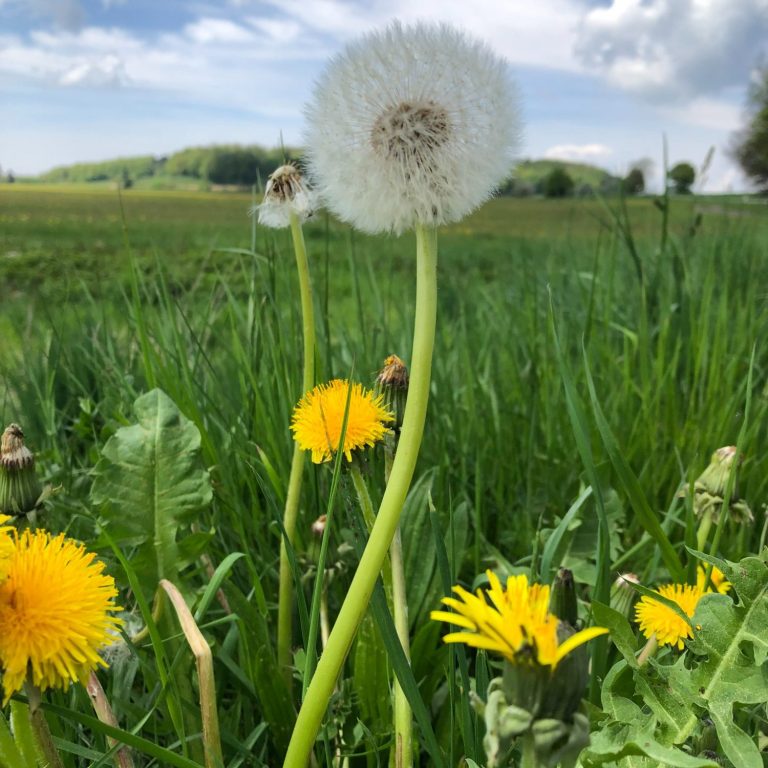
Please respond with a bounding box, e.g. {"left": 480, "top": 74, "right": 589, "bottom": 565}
{"left": 277, "top": 213, "right": 316, "bottom": 686}
{"left": 283, "top": 224, "right": 437, "bottom": 768}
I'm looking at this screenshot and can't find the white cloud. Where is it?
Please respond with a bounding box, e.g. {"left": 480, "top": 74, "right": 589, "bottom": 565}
{"left": 659, "top": 96, "right": 743, "bottom": 131}
{"left": 184, "top": 18, "right": 255, "bottom": 44}
{"left": 544, "top": 143, "right": 613, "bottom": 161}
{"left": 575, "top": 0, "right": 768, "bottom": 100}
{"left": 260, "top": 0, "right": 585, "bottom": 71}
{"left": 59, "top": 53, "right": 127, "bottom": 86}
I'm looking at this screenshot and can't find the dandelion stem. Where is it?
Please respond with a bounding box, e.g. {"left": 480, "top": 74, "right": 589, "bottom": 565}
{"left": 520, "top": 732, "right": 539, "bottom": 768}
{"left": 25, "top": 682, "right": 64, "bottom": 768}
{"left": 278, "top": 212, "right": 316, "bottom": 686}
{"left": 390, "top": 527, "right": 413, "bottom": 768}
{"left": 283, "top": 223, "right": 437, "bottom": 768}
{"left": 637, "top": 634, "right": 658, "bottom": 667}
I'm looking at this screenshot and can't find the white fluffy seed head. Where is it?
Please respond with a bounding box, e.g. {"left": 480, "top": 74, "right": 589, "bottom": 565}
{"left": 304, "top": 21, "right": 521, "bottom": 235}
{"left": 257, "top": 163, "right": 315, "bottom": 228}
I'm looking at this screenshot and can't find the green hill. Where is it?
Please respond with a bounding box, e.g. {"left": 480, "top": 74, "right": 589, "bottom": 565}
{"left": 37, "top": 144, "right": 301, "bottom": 190}
{"left": 32, "top": 149, "right": 621, "bottom": 196}
{"left": 500, "top": 158, "right": 621, "bottom": 196}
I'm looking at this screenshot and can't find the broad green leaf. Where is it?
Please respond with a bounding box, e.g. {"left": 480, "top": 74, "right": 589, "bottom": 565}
{"left": 592, "top": 603, "right": 639, "bottom": 669}
{"left": 91, "top": 388, "right": 213, "bottom": 590}
{"left": 580, "top": 719, "right": 719, "bottom": 767}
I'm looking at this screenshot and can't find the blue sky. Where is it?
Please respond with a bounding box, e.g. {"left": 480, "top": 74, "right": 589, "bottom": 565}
{"left": 2, "top": 0, "right": 767, "bottom": 191}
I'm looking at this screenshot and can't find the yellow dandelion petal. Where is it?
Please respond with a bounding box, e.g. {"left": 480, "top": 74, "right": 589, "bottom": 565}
{"left": 634, "top": 583, "right": 704, "bottom": 650}
{"left": 432, "top": 571, "right": 606, "bottom": 668}
{"left": 696, "top": 565, "right": 731, "bottom": 594}
{"left": 290, "top": 379, "right": 394, "bottom": 464}
{"left": 0, "top": 529, "right": 122, "bottom": 702}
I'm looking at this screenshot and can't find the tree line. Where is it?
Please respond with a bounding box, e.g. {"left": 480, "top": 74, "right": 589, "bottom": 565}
{"left": 37, "top": 145, "right": 300, "bottom": 187}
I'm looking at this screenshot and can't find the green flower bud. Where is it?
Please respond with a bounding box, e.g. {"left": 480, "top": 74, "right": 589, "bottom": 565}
{"left": 550, "top": 568, "right": 578, "bottom": 626}
{"left": 0, "top": 424, "right": 42, "bottom": 516}
{"left": 374, "top": 355, "right": 409, "bottom": 435}
{"left": 687, "top": 446, "right": 753, "bottom": 524}
{"left": 610, "top": 572, "right": 640, "bottom": 619}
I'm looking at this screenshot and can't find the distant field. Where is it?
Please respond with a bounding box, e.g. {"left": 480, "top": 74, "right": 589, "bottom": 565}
{"left": 3, "top": 183, "right": 767, "bottom": 304}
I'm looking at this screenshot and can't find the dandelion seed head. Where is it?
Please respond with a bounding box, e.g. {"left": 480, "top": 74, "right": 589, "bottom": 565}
{"left": 304, "top": 21, "right": 521, "bottom": 234}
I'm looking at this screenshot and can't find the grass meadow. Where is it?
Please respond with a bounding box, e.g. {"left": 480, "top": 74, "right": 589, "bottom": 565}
{"left": 1, "top": 183, "right": 768, "bottom": 766}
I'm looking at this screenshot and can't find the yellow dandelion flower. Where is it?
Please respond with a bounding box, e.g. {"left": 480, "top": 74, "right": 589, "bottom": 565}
{"left": 430, "top": 570, "right": 607, "bottom": 668}
{"left": 290, "top": 379, "right": 394, "bottom": 464}
{"left": 634, "top": 583, "right": 704, "bottom": 650}
{"left": 0, "top": 515, "right": 14, "bottom": 584}
{"left": 696, "top": 565, "right": 731, "bottom": 594}
{"left": 0, "top": 529, "right": 122, "bottom": 702}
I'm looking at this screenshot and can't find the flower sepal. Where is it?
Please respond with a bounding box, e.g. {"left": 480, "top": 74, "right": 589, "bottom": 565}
{"left": 479, "top": 676, "right": 592, "bottom": 767}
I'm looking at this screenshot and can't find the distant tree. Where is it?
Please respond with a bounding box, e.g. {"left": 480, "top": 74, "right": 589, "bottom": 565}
{"left": 622, "top": 167, "right": 645, "bottom": 195}
{"left": 668, "top": 162, "right": 696, "bottom": 194}
{"left": 121, "top": 167, "right": 133, "bottom": 189}
{"left": 205, "top": 148, "right": 261, "bottom": 186}
{"left": 6, "top": 170, "right": 14, "bottom": 184}
{"left": 732, "top": 67, "right": 768, "bottom": 191}
{"left": 543, "top": 166, "right": 574, "bottom": 198}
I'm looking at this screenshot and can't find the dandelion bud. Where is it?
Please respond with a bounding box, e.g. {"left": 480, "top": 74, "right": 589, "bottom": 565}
{"left": 549, "top": 568, "right": 577, "bottom": 627}
{"left": 257, "top": 163, "right": 315, "bottom": 229}
{"left": 610, "top": 572, "right": 640, "bottom": 619}
{"left": 688, "top": 446, "right": 753, "bottom": 524}
{"left": 0, "top": 424, "right": 42, "bottom": 516}
{"left": 374, "top": 354, "right": 409, "bottom": 434}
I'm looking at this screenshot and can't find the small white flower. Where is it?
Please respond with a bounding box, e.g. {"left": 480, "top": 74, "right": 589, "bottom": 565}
{"left": 304, "top": 22, "right": 521, "bottom": 235}
{"left": 257, "top": 163, "right": 315, "bottom": 228}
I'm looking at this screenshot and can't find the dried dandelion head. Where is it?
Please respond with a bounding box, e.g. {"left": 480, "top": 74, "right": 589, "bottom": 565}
{"left": 257, "top": 163, "right": 315, "bottom": 228}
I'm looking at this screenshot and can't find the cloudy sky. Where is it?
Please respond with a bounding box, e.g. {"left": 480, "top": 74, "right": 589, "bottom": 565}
{"left": 2, "top": 0, "right": 767, "bottom": 191}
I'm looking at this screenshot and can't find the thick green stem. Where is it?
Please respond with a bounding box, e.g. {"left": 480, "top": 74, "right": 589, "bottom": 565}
{"left": 277, "top": 213, "right": 316, "bottom": 685}
{"left": 696, "top": 507, "right": 715, "bottom": 552}
{"left": 25, "top": 683, "right": 64, "bottom": 768}
{"left": 283, "top": 224, "right": 437, "bottom": 768}
{"left": 520, "top": 733, "right": 539, "bottom": 768}
{"left": 390, "top": 527, "right": 412, "bottom": 768}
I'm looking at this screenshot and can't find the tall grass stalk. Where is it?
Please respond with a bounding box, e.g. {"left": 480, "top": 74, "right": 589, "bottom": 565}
{"left": 277, "top": 213, "right": 316, "bottom": 686}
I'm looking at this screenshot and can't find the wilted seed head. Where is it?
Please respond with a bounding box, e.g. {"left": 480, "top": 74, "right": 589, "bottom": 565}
{"left": 311, "top": 514, "right": 327, "bottom": 537}
{"left": 375, "top": 355, "right": 409, "bottom": 434}
{"left": 257, "top": 163, "right": 315, "bottom": 228}
{"left": 0, "top": 424, "right": 34, "bottom": 471}
{"left": 0, "top": 424, "right": 41, "bottom": 516}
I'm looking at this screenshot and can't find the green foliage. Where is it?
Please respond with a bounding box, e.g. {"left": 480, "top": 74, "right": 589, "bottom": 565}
{"left": 40, "top": 155, "right": 160, "bottom": 184}
{"left": 733, "top": 67, "right": 768, "bottom": 191}
{"left": 582, "top": 553, "right": 768, "bottom": 768}
{"left": 91, "top": 388, "right": 213, "bottom": 593}
{"left": 668, "top": 162, "right": 696, "bottom": 194}
{"left": 622, "top": 168, "right": 645, "bottom": 196}
{"left": 35, "top": 143, "right": 301, "bottom": 188}
{"left": 2, "top": 187, "right": 768, "bottom": 765}
{"left": 543, "top": 166, "right": 576, "bottom": 198}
